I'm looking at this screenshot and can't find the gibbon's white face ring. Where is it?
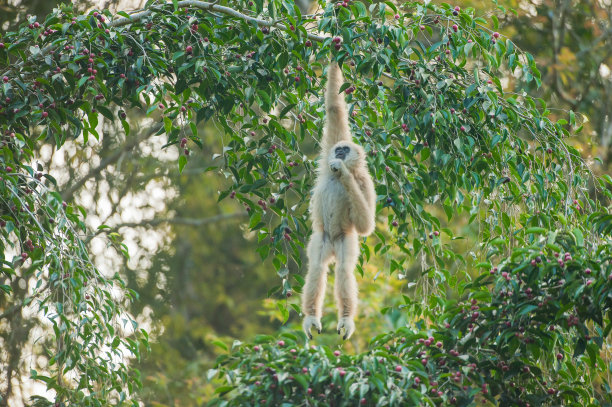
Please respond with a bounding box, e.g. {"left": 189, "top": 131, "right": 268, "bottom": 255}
{"left": 328, "top": 141, "right": 363, "bottom": 171}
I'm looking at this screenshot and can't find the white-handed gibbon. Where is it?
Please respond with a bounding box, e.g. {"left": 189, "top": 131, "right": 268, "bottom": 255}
{"left": 301, "top": 61, "right": 376, "bottom": 340}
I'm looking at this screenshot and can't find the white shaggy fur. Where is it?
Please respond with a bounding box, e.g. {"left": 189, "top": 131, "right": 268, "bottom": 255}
{"left": 301, "top": 62, "right": 376, "bottom": 340}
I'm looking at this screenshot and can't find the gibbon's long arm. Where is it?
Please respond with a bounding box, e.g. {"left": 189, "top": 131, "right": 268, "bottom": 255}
{"left": 338, "top": 165, "right": 376, "bottom": 236}
{"left": 321, "top": 62, "right": 351, "bottom": 154}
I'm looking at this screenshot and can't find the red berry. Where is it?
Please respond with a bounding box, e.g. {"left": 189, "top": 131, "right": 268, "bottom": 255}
{"left": 186, "top": 45, "right": 193, "bottom": 53}
{"left": 493, "top": 32, "right": 500, "bottom": 38}
{"left": 305, "top": 40, "right": 312, "bottom": 47}
{"left": 452, "top": 24, "right": 458, "bottom": 32}
{"left": 2, "top": 76, "right": 8, "bottom": 82}
{"left": 395, "top": 365, "right": 402, "bottom": 372}
{"left": 21, "top": 252, "right": 28, "bottom": 260}
{"left": 42, "top": 111, "right": 48, "bottom": 118}
{"left": 334, "top": 350, "right": 341, "bottom": 356}
{"left": 277, "top": 340, "right": 285, "bottom": 346}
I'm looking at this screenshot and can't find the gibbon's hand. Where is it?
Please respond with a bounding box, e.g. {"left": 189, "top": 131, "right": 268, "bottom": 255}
{"left": 302, "top": 315, "right": 322, "bottom": 340}
{"left": 329, "top": 158, "right": 346, "bottom": 175}
{"left": 337, "top": 317, "right": 355, "bottom": 340}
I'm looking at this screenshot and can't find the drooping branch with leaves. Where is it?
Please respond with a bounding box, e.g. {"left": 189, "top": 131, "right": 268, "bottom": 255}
{"left": 0, "top": 0, "right": 611, "bottom": 405}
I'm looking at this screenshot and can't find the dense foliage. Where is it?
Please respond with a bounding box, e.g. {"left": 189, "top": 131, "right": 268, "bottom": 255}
{"left": 0, "top": 0, "right": 610, "bottom": 405}
{"left": 211, "top": 232, "right": 612, "bottom": 405}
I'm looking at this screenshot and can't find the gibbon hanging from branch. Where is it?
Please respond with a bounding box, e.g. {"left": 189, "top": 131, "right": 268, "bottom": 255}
{"left": 301, "top": 61, "right": 376, "bottom": 340}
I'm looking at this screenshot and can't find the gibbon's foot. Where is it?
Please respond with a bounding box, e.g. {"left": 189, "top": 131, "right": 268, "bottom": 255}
{"left": 329, "top": 158, "right": 344, "bottom": 174}
{"left": 302, "top": 315, "right": 322, "bottom": 340}
{"left": 337, "top": 317, "right": 355, "bottom": 340}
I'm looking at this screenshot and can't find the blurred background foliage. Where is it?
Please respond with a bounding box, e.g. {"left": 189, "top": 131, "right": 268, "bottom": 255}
{"left": 0, "top": 0, "right": 610, "bottom": 405}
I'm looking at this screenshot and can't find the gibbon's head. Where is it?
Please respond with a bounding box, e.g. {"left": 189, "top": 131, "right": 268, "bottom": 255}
{"left": 328, "top": 141, "right": 365, "bottom": 170}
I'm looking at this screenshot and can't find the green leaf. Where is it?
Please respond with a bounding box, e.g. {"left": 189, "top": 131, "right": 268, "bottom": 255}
{"left": 525, "top": 227, "right": 547, "bottom": 234}
{"left": 121, "top": 120, "right": 130, "bottom": 137}
{"left": 164, "top": 117, "right": 172, "bottom": 134}
{"left": 178, "top": 155, "right": 187, "bottom": 173}
{"left": 211, "top": 340, "right": 228, "bottom": 351}
{"left": 96, "top": 105, "right": 114, "bottom": 121}
{"left": 464, "top": 42, "right": 475, "bottom": 57}
{"left": 572, "top": 228, "right": 584, "bottom": 247}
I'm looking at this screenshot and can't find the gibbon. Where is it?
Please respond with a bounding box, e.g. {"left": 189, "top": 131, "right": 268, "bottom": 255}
{"left": 301, "top": 62, "right": 376, "bottom": 340}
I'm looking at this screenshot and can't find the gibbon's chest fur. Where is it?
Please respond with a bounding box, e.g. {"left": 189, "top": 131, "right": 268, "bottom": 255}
{"left": 316, "top": 173, "right": 353, "bottom": 240}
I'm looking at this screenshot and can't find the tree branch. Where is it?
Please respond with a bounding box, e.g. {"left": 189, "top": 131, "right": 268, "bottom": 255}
{"left": 89, "top": 212, "right": 248, "bottom": 241}
{"left": 0, "top": 283, "right": 48, "bottom": 321}
{"left": 61, "top": 124, "right": 162, "bottom": 201}
{"left": 111, "top": 0, "right": 327, "bottom": 42}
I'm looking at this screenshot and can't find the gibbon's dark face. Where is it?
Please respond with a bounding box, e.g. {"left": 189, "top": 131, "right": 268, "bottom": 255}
{"left": 335, "top": 145, "right": 351, "bottom": 160}
{"left": 329, "top": 141, "right": 364, "bottom": 171}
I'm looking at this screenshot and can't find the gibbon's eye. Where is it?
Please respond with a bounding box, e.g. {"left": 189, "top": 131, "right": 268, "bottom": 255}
{"left": 342, "top": 146, "right": 350, "bottom": 154}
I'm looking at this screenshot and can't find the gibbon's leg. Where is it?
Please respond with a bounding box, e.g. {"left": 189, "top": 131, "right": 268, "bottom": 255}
{"left": 333, "top": 233, "right": 359, "bottom": 340}
{"left": 302, "top": 231, "right": 332, "bottom": 339}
